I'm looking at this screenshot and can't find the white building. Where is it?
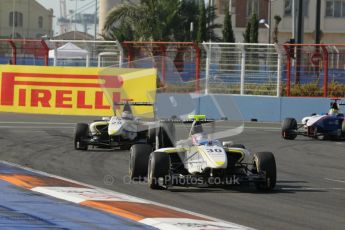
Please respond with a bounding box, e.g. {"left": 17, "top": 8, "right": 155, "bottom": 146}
{"left": 214, "top": 0, "right": 345, "bottom": 44}
{"left": 271, "top": 0, "right": 345, "bottom": 43}
{"left": 0, "top": 0, "right": 53, "bottom": 39}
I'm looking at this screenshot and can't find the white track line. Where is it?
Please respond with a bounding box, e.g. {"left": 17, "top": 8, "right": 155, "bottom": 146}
{"left": 325, "top": 178, "right": 345, "bottom": 184}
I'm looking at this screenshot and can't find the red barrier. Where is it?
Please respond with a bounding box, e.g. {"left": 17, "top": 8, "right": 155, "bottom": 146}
{"left": 0, "top": 39, "right": 49, "bottom": 66}
{"left": 282, "top": 44, "right": 345, "bottom": 97}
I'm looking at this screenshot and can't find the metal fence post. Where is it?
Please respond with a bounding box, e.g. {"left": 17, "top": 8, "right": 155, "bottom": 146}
{"left": 8, "top": 40, "right": 17, "bottom": 65}
{"left": 194, "top": 43, "right": 201, "bottom": 92}
{"left": 116, "top": 40, "right": 123, "bottom": 67}
{"left": 274, "top": 44, "right": 282, "bottom": 97}
{"left": 40, "top": 39, "right": 49, "bottom": 66}
{"left": 203, "top": 42, "right": 211, "bottom": 94}
{"left": 283, "top": 44, "right": 291, "bottom": 96}
{"left": 239, "top": 44, "right": 245, "bottom": 95}
{"left": 53, "top": 48, "right": 57, "bottom": 66}
{"left": 321, "top": 45, "right": 329, "bottom": 97}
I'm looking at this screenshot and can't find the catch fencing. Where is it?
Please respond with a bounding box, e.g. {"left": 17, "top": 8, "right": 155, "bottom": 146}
{"left": 121, "top": 41, "right": 201, "bottom": 91}
{"left": 282, "top": 43, "right": 345, "bottom": 97}
{"left": 0, "top": 39, "right": 122, "bottom": 68}
{"left": 2, "top": 39, "right": 345, "bottom": 97}
{"left": 47, "top": 40, "right": 122, "bottom": 67}
{"left": 202, "top": 43, "right": 281, "bottom": 96}
{"left": 0, "top": 39, "right": 49, "bottom": 65}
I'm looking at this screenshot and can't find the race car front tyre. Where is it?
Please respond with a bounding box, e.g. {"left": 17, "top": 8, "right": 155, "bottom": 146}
{"left": 281, "top": 118, "right": 297, "bottom": 140}
{"left": 129, "top": 144, "right": 152, "bottom": 180}
{"left": 148, "top": 152, "right": 170, "bottom": 190}
{"left": 74, "top": 123, "right": 89, "bottom": 150}
{"left": 342, "top": 120, "right": 345, "bottom": 136}
{"left": 254, "top": 152, "right": 276, "bottom": 192}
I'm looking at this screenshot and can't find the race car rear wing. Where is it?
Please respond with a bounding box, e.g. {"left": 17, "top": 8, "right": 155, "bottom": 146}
{"left": 330, "top": 98, "right": 345, "bottom": 106}
{"left": 113, "top": 101, "right": 154, "bottom": 117}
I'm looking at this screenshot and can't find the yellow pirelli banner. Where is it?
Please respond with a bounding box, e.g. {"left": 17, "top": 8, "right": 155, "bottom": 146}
{"left": 0, "top": 65, "right": 156, "bottom": 116}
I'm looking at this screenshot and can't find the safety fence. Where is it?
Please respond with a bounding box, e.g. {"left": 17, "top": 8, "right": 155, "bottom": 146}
{"left": 121, "top": 41, "right": 200, "bottom": 91}
{"left": 282, "top": 43, "right": 345, "bottom": 97}
{"left": 47, "top": 40, "right": 122, "bottom": 67}
{"left": 0, "top": 39, "right": 49, "bottom": 65}
{"left": 1, "top": 39, "right": 345, "bottom": 97}
{"left": 202, "top": 43, "right": 280, "bottom": 96}
{"left": 0, "top": 39, "right": 122, "bottom": 67}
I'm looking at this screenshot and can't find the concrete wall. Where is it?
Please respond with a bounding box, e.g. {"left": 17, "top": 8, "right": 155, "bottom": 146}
{"left": 232, "top": 95, "right": 334, "bottom": 122}
{"left": 156, "top": 93, "right": 338, "bottom": 122}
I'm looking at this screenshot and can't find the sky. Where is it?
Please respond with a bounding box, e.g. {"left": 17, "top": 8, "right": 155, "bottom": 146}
{"left": 35, "top": 0, "right": 97, "bottom": 36}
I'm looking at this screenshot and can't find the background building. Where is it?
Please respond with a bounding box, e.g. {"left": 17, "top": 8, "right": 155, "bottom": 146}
{"left": 271, "top": 0, "right": 345, "bottom": 43}
{"left": 213, "top": 0, "right": 270, "bottom": 43}
{"left": 0, "top": 0, "right": 53, "bottom": 39}
{"left": 214, "top": 0, "right": 345, "bottom": 44}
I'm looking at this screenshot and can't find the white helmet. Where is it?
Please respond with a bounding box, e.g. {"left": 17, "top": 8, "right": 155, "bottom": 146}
{"left": 121, "top": 111, "right": 134, "bottom": 120}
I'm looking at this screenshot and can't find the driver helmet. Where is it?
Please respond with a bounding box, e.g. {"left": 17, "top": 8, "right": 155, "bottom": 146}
{"left": 192, "top": 132, "right": 208, "bottom": 145}
{"left": 331, "top": 102, "right": 339, "bottom": 110}
{"left": 329, "top": 108, "right": 339, "bottom": 116}
{"left": 121, "top": 111, "right": 134, "bottom": 120}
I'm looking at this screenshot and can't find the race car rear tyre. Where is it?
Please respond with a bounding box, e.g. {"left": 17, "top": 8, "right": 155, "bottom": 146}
{"left": 281, "top": 118, "right": 297, "bottom": 140}
{"left": 129, "top": 144, "right": 152, "bottom": 180}
{"left": 254, "top": 152, "right": 276, "bottom": 192}
{"left": 158, "top": 122, "right": 176, "bottom": 148}
{"left": 148, "top": 152, "right": 170, "bottom": 190}
{"left": 74, "top": 123, "right": 89, "bottom": 150}
{"left": 342, "top": 120, "right": 345, "bottom": 136}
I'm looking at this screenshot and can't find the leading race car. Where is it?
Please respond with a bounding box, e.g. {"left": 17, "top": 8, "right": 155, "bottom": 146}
{"left": 129, "top": 114, "right": 276, "bottom": 192}
{"left": 282, "top": 98, "right": 345, "bottom": 140}
{"left": 74, "top": 101, "right": 174, "bottom": 150}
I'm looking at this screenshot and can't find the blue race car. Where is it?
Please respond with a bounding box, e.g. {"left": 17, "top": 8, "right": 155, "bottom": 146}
{"left": 282, "top": 98, "right": 345, "bottom": 140}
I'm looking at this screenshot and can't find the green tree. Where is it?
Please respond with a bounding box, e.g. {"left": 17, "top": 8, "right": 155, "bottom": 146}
{"left": 243, "top": 21, "right": 251, "bottom": 43}
{"left": 273, "top": 15, "right": 282, "bottom": 44}
{"left": 243, "top": 13, "right": 259, "bottom": 43}
{"left": 179, "top": 0, "right": 199, "bottom": 41}
{"left": 197, "top": 0, "right": 207, "bottom": 42}
{"left": 101, "top": 0, "right": 221, "bottom": 75}
{"left": 102, "top": 0, "right": 182, "bottom": 41}
{"left": 222, "top": 2, "right": 235, "bottom": 42}
{"left": 250, "top": 13, "right": 259, "bottom": 43}
{"left": 206, "top": 4, "right": 222, "bottom": 41}
{"left": 102, "top": 0, "right": 220, "bottom": 42}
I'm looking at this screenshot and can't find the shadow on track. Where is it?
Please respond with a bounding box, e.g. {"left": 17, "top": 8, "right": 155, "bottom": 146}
{"left": 167, "top": 180, "right": 327, "bottom": 194}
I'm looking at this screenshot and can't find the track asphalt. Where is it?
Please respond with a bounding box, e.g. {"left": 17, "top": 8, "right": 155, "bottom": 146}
{"left": 0, "top": 112, "right": 344, "bottom": 230}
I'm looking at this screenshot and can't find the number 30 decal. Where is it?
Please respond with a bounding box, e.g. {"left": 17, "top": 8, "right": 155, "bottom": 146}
{"left": 206, "top": 148, "right": 222, "bottom": 153}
